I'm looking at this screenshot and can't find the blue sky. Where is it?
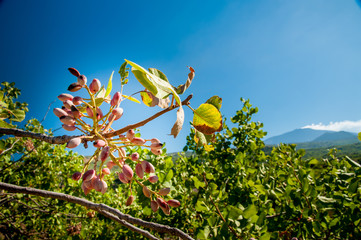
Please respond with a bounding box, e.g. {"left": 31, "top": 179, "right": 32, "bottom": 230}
{"left": 1, "top": 0, "right": 361, "bottom": 154}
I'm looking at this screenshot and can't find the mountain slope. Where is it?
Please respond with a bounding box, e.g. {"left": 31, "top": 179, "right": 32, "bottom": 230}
{"left": 264, "top": 129, "right": 331, "bottom": 145}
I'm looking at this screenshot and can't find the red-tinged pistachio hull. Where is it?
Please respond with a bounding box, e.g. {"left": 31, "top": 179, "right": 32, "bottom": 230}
{"left": 72, "top": 172, "right": 82, "bottom": 181}
{"left": 158, "top": 188, "right": 170, "bottom": 196}
{"left": 150, "top": 142, "right": 163, "bottom": 150}
{"left": 86, "top": 107, "right": 93, "bottom": 117}
{"left": 82, "top": 169, "right": 96, "bottom": 182}
{"left": 58, "top": 93, "right": 73, "bottom": 101}
{"left": 96, "top": 107, "right": 103, "bottom": 120}
{"left": 148, "top": 175, "right": 158, "bottom": 183}
{"left": 150, "top": 138, "right": 161, "bottom": 144}
{"left": 141, "top": 161, "right": 155, "bottom": 174}
{"left": 167, "top": 199, "right": 181, "bottom": 208}
{"left": 143, "top": 186, "right": 151, "bottom": 198}
{"left": 122, "top": 164, "right": 133, "bottom": 180}
{"left": 81, "top": 181, "right": 91, "bottom": 195}
{"left": 63, "top": 100, "right": 74, "bottom": 109}
{"left": 135, "top": 163, "right": 144, "bottom": 179}
{"left": 106, "top": 160, "right": 116, "bottom": 170}
{"left": 126, "top": 195, "right": 135, "bottom": 206}
{"left": 60, "top": 116, "right": 75, "bottom": 125}
{"left": 131, "top": 137, "right": 146, "bottom": 146}
{"left": 72, "top": 96, "right": 83, "bottom": 105}
{"left": 77, "top": 75, "right": 87, "bottom": 85}
{"left": 151, "top": 148, "right": 162, "bottom": 155}
{"left": 118, "top": 172, "right": 130, "bottom": 184}
{"left": 151, "top": 200, "right": 159, "bottom": 212}
{"left": 53, "top": 108, "right": 68, "bottom": 118}
{"left": 126, "top": 129, "right": 135, "bottom": 140}
{"left": 156, "top": 197, "right": 170, "bottom": 215}
{"left": 93, "top": 140, "right": 106, "bottom": 148}
{"left": 66, "top": 137, "right": 81, "bottom": 148}
{"left": 68, "top": 67, "right": 80, "bottom": 77}
{"left": 100, "top": 146, "right": 110, "bottom": 162}
{"left": 89, "top": 78, "right": 101, "bottom": 93}
{"left": 111, "top": 92, "right": 121, "bottom": 106}
{"left": 68, "top": 82, "right": 82, "bottom": 92}
{"left": 112, "top": 107, "right": 123, "bottom": 120}
{"left": 102, "top": 168, "right": 111, "bottom": 175}
{"left": 131, "top": 152, "right": 139, "bottom": 161}
{"left": 70, "top": 105, "right": 81, "bottom": 118}
{"left": 62, "top": 124, "right": 76, "bottom": 131}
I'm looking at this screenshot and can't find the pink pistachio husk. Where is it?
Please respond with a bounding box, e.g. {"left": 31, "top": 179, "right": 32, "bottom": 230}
{"left": 96, "top": 108, "right": 103, "bottom": 120}
{"left": 151, "top": 148, "right": 163, "bottom": 156}
{"left": 102, "top": 168, "right": 111, "bottom": 175}
{"left": 126, "top": 195, "right": 135, "bottom": 206}
{"left": 68, "top": 82, "right": 82, "bottom": 92}
{"left": 53, "top": 108, "right": 68, "bottom": 118}
{"left": 119, "top": 148, "right": 126, "bottom": 158}
{"left": 58, "top": 93, "right": 73, "bottom": 102}
{"left": 99, "top": 180, "right": 108, "bottom": 194}
{"left": 86, "top": 107, "right": 93, "bottom": 117}
{"left": 72, "top": 96, "right": 83, "bottom": 105}
{"left": 112, "top": 107, "right": 123, "bottom": 120}
{"left": 68, "top": 67, "right": 80, "bottom": 77}
{"left": 63, "top": 100, "right": 74, "bottom": 109}
{"left": 167, "top": 199, "right": 181, "bottom": 208}
{"left": 157, "top": 198, "right": 170, "bottom": 215}
{"left": 83, "top": 179, "right": 93, "bottom": 189}
{"left": 62, "top": 124, "right": 76, "bottom": 131}
{"left": 100, "top": 146, "right": 110, "bottom": 162}
{"left": 82, "top": 169, "right": 96, "bottom": 182}
{"left": 92, "top": 176, "right": 102, "bottom": 192}
{"left": 141, "top": 161, "right": 155, "bottom": 174}
{"left": 135, "top": 163, "right": 144, "bottom": 179}
{"left": 142, "top": 186, "right": 151, "bottom": 198}
{"left": 151, "top": 200, "right": 159, "bottom": 212}
{"left": 81, "top": 181, "right": 91, "bottom": 195}
{"left": 111, "top": 92, "right": 121, "bottom": 106}
{"left": 126, "top": 129, "right": 135, "bottom": 141}
{"left": 150, "top": 138, "right": 161, "bottom": 144}
{"left": 60, "top": 116, "right": 75, "bottom": 126}
{"left": 150, "top": 142, "right": 163, "bottom": 150}
{"left": 71, "top": 105, "right": 81, "bottom": 118}
{"left": 89, "top": 78, "right": 101, "bottom": 93}
{"left": 66, "top": 137, "right": 82, "bottom": 148}
{"left": 71, "top": 172, "right": 82, "bottom": 181}
{"left": 93, "top": 140, "right": 106, "bottom": 148}
{"left": 118, "top": 172, "right": 130, "bottom": 184}
{"left": 108, "top": 114, "right": 116, "bottom": 122}
{"left": 107, "top": 160, "right": 116, "bottom": 170}
{"left": 149, "top": 175, "right": 158, "bottom": 183}
{"left": 122, "top": 164, "right": 133, "bottom": 180}
{"left": 77, "top": 75, "right": 87, "bottom": 85}
{"left": 158, "top": 188, "right": 171, "bottom": 196}
{"left": 131, "top": 152, "right": 139, "bottom": 161}
{"left": 131, "top": 137, "right": 146, "bottom": 146}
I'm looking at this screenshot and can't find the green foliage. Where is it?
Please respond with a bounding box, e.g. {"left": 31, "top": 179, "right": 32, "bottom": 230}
{"left": 0, "top": 82, "right": 28, "bottom": 128}
{"left": 172, "top": 98, "right": 361, "bottom": 239}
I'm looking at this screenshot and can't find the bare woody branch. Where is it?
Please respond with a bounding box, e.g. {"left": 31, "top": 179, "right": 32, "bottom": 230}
{"left": 0, "top": 182, "right": 194, "bottom": 240}
{"left": 0, "top": 94, "right": 193, "bottom": 144}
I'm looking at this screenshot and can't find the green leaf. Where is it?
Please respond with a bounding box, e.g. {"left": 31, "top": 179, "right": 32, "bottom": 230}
{"left": 193, "top": 103, "right": 222, "bottom": 135}
{"left": 259, "top": 232, "right": 271, "bottom": 240}
{"left": 9, "top": 109, "right": 26, "bottom": 122}
{"left": 195, "top": 199, "right": 209, "bottom": 211}
{"left": 192, "top": 176, "right": 206, "bottom": 188}
{"left": 243, "top": 205, "right": 257, "bottom": 219}
{"left": 358, "top": 132, "right": 361, "bottom": 142}
{"left": 227, "top": 206, "right": 243, "bottom": 220}
{"left": 0, "top": 119, "right": 14, "bottom": 128}
{"left": 104, "top": 71, "right": 114, "bottom": 98}
{"left": 206, "top": 96, "right": 222, "bottom": 111}
{"left": 148, "top": 68, "right": 169, "bottom": 82}
{"left": 164, "top": 169, "right": 174, "bottom": 182}
{"left": 317, "top": 195, "right": 336, "bottom": 203}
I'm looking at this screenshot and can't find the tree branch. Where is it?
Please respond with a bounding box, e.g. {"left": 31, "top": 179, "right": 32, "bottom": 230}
{"left": 0, "top": 94, "right": 193, "bottom": 144}
{"left": 0, "top": 182, "right": 194, "bottom": 240}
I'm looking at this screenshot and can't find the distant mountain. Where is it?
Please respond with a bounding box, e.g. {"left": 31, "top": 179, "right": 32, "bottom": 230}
{"left": 265, "top": 129, "right": 359, "bottom": 149}
{"left": 264, "top": 129, "right": 332, "bottom": 145}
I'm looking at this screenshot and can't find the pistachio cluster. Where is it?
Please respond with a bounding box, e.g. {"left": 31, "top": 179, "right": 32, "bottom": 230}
{"left": 55, "top": 67, "right": 180, "bottom": 214}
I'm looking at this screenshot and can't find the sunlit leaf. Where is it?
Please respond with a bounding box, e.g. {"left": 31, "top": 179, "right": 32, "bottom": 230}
{"left": 148, "top": 68, "right": 169, "bottom": 82}
{"left": 0, "top": 119, "right": 14, "bottom": 128}
{"left": 206, "top": 96, "right": 222, "bottom": 111}
{"left": 122, "top": 94, "right": 140, "bottom": 104}
{"left": 193, "top": 103, "right": 222, "bottom": 135}
{"left": 104, "top": 71, "right": 114, "bottom": 98}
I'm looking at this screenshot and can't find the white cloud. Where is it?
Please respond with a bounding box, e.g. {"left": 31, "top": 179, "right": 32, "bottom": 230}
{"left": 302, "top": 120, "right": 361, "bottom": 133}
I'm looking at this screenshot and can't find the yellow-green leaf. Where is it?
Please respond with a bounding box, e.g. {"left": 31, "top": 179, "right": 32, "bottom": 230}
{"left": 104, "top": 71, "right": 114, "bottom": 98}
{"left": 122, "top": 94, "right": 140, "bottom": 104}
{"left": 193, "top": 103, "right": 222, "bottom": 135}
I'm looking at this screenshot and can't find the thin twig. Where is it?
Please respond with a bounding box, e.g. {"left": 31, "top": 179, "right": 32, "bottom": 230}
{"left": 0, "top": 138, "right": 20, "bottom": 156}
{"left": 41, "top": 100, "right": 56, "bottom": 123}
